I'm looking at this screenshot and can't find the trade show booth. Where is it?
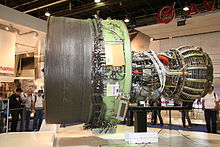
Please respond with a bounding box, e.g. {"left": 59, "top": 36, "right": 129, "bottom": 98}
{"left": 0, "top": 1, "right": 220, "bottom": 147}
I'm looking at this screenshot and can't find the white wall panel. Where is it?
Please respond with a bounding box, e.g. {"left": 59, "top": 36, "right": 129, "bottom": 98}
{"left": 0, "top": 29, "right": 16, "bottom": 82}
{"left": 160, "top": 35, "right": 201, "bottom": 52}
{"left": 148, "top": 40, "right": 160, "bottom": 53}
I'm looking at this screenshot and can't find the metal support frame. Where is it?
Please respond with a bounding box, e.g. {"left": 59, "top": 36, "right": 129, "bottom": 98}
{"left": 169, "top": 110, "right": 172, "bottom": 130}
{"left": 0, "top": 99, "right": 9, "bottom": 133}
{"left": 130, "top": 106, "right": 191, "bottom": 132}
{"left": 21, "top": 107, "right": 25, "bottom": 131}
{"left": 134, "top": 111, "right": 147, "bottom": 132}
{"left": 6, "top": 99, "right": 9, "bottom": 133}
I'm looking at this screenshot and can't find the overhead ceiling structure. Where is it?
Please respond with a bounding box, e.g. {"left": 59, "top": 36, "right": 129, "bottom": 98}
{"left": 0, "top": 19, "right": 44, "bottom": 54}
{"left": 137, "top": 11, "right": 220, "bottom": 39}
{"left": 0, "top": 4, "right": 46, "bottom": 54}
{"left": 1, "top": 0, "right": 220, "bottom": 29}
{"left": 0, "top": 4, "right": 46, "bottom": 81}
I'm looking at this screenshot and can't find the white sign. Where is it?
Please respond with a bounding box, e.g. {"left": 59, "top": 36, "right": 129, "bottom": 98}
{"left": 0, "top": 30, "right": 16, "bottom": 82}
{"left": 106, "top": 83, "right": 119, "bottom": 96}
{"left": 125, "top": 131, "right": 158, "bottom": 144}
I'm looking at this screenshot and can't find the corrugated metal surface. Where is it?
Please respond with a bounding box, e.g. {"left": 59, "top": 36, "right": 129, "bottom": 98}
{"left": 45, "top": 17, "right": 94, "bottom": 123}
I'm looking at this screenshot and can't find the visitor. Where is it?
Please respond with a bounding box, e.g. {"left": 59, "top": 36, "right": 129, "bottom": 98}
{"left": 149, "top": 98, "right": 163, "bottom": 126}
{"left": 9, "top": 88, "right": 23, "bottom": 132}
{"left": 23, "top": 89, "right": 34, "bottom": 131}
{"left": 181, "top": 101, "right": 193, "bottom": 128}
{"left": 32, "top": 90, "right": 44, "bottom": 131}
{"left": 202, "top": 86, "right": 219, "bottom": 133}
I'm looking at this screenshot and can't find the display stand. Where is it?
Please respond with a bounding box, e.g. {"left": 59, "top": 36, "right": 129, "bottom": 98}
{"left": 134, "top": 111, "right": 147, "bottom": 132}
{"left": 129, "top": 106, "right": 191, "bottom": 132}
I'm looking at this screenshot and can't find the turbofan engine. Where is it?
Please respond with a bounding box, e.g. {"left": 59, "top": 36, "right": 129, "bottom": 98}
{"left": 45, "top": 17, "right": 213, "bottom": 129}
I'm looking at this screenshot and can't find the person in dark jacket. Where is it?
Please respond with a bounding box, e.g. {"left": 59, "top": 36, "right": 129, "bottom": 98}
{"left": 9, "top": 88, "right": 23, "bottom": 132}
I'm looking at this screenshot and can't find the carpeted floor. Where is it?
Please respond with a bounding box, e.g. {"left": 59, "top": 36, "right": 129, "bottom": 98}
{"left": 146, "top": 123, "right": 208, "bottom": 133}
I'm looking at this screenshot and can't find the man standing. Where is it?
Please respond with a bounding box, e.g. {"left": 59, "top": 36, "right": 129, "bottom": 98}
{"left": 9, "top": 88, "right": 23, "bottom": 132}
{"left": 181, "top": 101, "right": 193, "bottom": 128}
{"left": 202, "top": 86, "right": 219, "bottom": 133}
{"left": 32, "top": 90, "right": 44, "bottom": 131}
{"left": 149, "top": 98, "right": 163, "bottom": 126}
{"left": 23, "top": 89, "right": 34, "bottom": 131}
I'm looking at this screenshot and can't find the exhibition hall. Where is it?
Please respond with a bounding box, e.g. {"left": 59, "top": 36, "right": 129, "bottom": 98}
{"left": 0, "top": 0, "right": 220, "bottom": 147}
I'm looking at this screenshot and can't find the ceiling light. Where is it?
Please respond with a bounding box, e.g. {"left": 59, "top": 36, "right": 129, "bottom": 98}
{"left": 183, "top": 6, "right": 189, "bottom": 11}
{"left": 124, "top": 18, "right": 130, "bottom": 23}
{"left": 33, "top": 35, "right": 37, "bottom": 39}
{"left": 26, "top": 52, "right": 30, "bottom": 57}
{"left": 33, "top": 32, "right": 38, "bottom": 39}
{"left": 150, "top": 38, "right": 154, "bottom": 42}
{"left": 94, "top": 14, "right": 98, "bottom": 18}
{"left": 5, "top": 26, "right": 9, "bottom": 31}
{"left": 45, "top": 11, "right": 51, "bottom": 17}
{"left": 94, "top": 0, "right": 101, "bottom": 3}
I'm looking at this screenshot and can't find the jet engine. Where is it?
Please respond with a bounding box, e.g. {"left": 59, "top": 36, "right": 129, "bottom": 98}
{"left": 45, "top": 17, "right": 213, "bottom": 129}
